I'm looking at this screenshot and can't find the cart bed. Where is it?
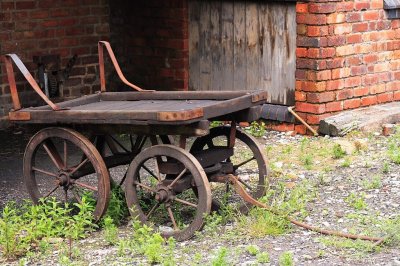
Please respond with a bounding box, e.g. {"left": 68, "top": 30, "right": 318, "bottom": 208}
{"left": 9, "top": 91, "right": 267, "bottom": 126}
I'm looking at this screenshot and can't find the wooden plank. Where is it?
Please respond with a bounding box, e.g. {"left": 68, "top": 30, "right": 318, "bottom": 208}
{"left": 233, "top": 2, "right": 246, "bottom": 91}
{"left": 29, "top": 94, "right": 101, "bottom": 110}
{"left": 245, "top": 2, "right": 260, "bottom": 91}
{"left": 210, "top": 1, "right": 222, "bottom": 91}
{"left": 221, "top": 2, "right": 234, "bottom": 91}
{"left": 9, "top": 111, "right": 31, "bottom": 121}
{"left": 100, "top": 91, "right": 253, "bottom": 101}
{"left": 285, "top": 3, "right": 296, "bottom": 106}
{"left": 259, "top": 3, "right": 272, "bottom": 95}
{"left": 199, "top": 1, "right": 211, "bottom": 91}
{"left": 189, "top": 0, "right": 200, "bottom": 91}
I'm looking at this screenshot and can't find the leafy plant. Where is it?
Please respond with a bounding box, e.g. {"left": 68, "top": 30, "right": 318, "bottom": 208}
{"left": 345, "top": 192, "right": 367, "bottom": 210}
{"left": 211, "top": 247, "right": 229, "bottom": 266}
{"left": 382, "top": 161, "right": 390, "bottom": 173}
{"left": 279, "top": 251, "right": 294, "bottom": 266}
{"left": 246, "top": 245, "right": 259, "bottom": 256}
{"left": 256, "top": 252, "right": 270, "bottom": 263}
{"left": 245, "top": 121, "right": 266, "bottom": 137}
{"left": 332, "top": 144, "right": 346, "bottom": 159}
{"left": 103, "top": 216, "right": 118, "bottom": 245}
{"left": 361, "top": 175, "right": 382, "bottom": 190}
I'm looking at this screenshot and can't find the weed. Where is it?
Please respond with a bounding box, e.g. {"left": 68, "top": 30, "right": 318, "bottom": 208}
{"left": 210, "top": 121, "right": 224, "bottom": 128}
{"left": 332, "top": 144, "right": 346, "bottom": 159}
{"left": 382, "top": 161, "right": 390, "bottom": 173}
{"left": 256, "top": 252, "right": 270, "bottom": 263}
{"left": 345, "top": 192, "right": 367, "bottom": 210}
{"left": 361, "top": 175, "right": 382, "bottom": 190}
{"left": 245, "top": 121, "right": 266, "bottom": 137}
{"left": 279, "top": 251, "right": 294, "bottom": 266}
{"left": 246, "top": 245, "right": 259, "bottom": 256}
{"left": 319, "top": 237, "right": 375, "bottom": 255}
{"left": 103, "top": 216, "right": 118, "bottom": 245}
{"left": 104, "top": 185, "right": 129, "bottom": 225}
{"left": 300, "top": 137, "right": 310, "bottom": 152}
{"left": 341, "top": 157, "right": 351, "bottom": 167}
{"left": 211, "top": 247, "right": 229, "bottom": 266}
{"left": 387, "top": 128, "right": 400, "bottom": 164}
{"left": 301, "top": 154, "right": 313, "bottom": 170}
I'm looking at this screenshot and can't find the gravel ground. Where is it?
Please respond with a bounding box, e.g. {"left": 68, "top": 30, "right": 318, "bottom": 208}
{"left": 1, "top": 128, "right": 400, "bottom": 265}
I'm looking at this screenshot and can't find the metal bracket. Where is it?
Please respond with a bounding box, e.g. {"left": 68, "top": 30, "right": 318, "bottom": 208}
{"left": 4, "top": 54, "right": 61, "bottom": 111}
{"left": 98, "top": 41, "right": 152, "bottom": 92}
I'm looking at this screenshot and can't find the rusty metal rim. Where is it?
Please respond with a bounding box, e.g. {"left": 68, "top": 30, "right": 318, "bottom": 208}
{"left": 125, "top": 144, "right": 211, "bottom": 241}
{"left": 23, "top": 127, "right": 110, "bottom": 221}
{"left": 190, "top": 126, "right": 269, "bottom": 213}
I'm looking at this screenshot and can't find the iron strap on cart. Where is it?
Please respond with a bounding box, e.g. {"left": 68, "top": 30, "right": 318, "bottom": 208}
{"left": 4, "top": 41, "right": 269, "bottom": 241}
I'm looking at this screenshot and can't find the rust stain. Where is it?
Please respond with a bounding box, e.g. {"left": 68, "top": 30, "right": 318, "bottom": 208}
{"left": 9, "top": 111, "right": 31, "bottom": 121}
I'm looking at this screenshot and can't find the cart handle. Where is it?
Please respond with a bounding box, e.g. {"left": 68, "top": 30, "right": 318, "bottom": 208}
{"left": 3, "top": 54, "right": 61, "bottom": 111}
{"left": 98, "top": 41, "right": 151, "bottom": 92}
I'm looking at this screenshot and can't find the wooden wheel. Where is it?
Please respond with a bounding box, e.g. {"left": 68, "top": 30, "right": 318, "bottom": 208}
{"left": 190, "top": 126, "right": 268, "bottom": 213}
{"left": 125, "top": 145, "right": 211, "bottom": 241}
{"left": 24, "top": 127, "right": 110, "bottom": 221}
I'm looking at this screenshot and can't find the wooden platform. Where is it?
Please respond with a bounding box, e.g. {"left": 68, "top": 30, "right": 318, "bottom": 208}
{"left": 9, "top": 91, "right": 267, "bottom": 126}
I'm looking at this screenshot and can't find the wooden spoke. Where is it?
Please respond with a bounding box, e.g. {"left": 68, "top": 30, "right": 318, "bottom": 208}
{"left": 142, "top": 165, "right": 160, "bottom": 181}
{"left": 167, "top": 168, "right": 187, "bottom": 189}
{"left": 145, "top": 203, "right": 160, "bottom": 219}
{"left": 43, "top": 185, "right": 59, "bottom": 198}
{"left": 167, "top": 207, "right": 178, "bottom": 230}
{"left": 133, "top": 181, "right": 156, "bottom": 193}
{"left": 32, "top": 167, "right": 58, "bottom": 178}
{"left": 63, "top": 140, "right": 68, "bottom": 168}
{"left": 154, "top": 157, "right": 162, "bottom": 182}
{"left": 73, "top": 180, "right": 98, "bottom": 192}
{"left": 43, "top": 140, "right": 64, "bottom": 170}
{"left": 233, "top": 156, "right": 256, "bottom": 170}
{"left": 71, "top": 188, "right": 82, "bottom": 204}
{"left": 70, "top": 158, "right": 89, "bottom": 175}
{"left": 174, "top": 198, "right": 197, "bottom": 208}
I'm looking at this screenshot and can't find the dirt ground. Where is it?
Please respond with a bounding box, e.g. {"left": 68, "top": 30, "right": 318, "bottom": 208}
{"left": 1, "top": 128, "right": 400, "bottom": 265}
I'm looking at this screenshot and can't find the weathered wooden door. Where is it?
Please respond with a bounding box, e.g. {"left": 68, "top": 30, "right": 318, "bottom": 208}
{"left": 189, "top": 1, "right": 296, "bottom": 105}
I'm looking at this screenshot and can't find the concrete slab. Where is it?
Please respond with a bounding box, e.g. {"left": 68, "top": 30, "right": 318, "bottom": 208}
{"left": 319, "top": 102, "right": 400, "bottom": 136}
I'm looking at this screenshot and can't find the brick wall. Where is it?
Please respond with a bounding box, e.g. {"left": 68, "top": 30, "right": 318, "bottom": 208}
{"left": 108, "top": 0, "right": 188, "bottom": 91}
{"left": 0, "top": 0, "right": 110, "bottom": 127}
{"left": 296, "top": 0, "right": 400, "bottom": 128}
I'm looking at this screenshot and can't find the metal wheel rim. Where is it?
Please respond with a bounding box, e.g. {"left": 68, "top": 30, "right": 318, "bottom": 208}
{"left": 125, "top": 144, "right": 211, "bottom": 241}
{"left": 190, "top": 126, "right": 268, "bottom": 213}
{"left": 23, "top": 127, "right": 110, "bottom": 221}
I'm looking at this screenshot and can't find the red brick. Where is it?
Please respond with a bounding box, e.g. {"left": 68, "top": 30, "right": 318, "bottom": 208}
{"left": 346, "top": 12, "right": 361, "bottom": 22}
{"left": 296, "top": 102, "right": 326, "bottom": 114}
{"left": 297, "top": 81, "right": 327, "bottom": 92}
{"left": 354, "top": 87, "right": 369, "bottom": 97}
{"left": 346, "top": 56, "right": 362, "bottom": 66}
{"left": 306, "top": 14, "right": 327, "bottom": 25}
{"left": 371, "top": 0, "right": 383, "bottom": 9}
{"left": 295, "top": 125, "right": 307, "bottom": 135}
{"left": 295, "top": 91, "right": 307, "bottom": 102}
{"left": 347, "top": 34, "right": 362, "bottom": 44}
{"left": 394, "top": 91, "right": 400, "bottom": 100}
{"left": 296, "top": 3, "right": 308, "bottom": 13}
{"left": 327, "top": 13, "right": 346, "bottom": 24}
{"left": 337, "top": 89, "right": 354, "bottom": 100}
{"left": 353, "top": 22, "right": 369, "bottom": 32}
{"left": 377, "top": 92, "right": 393, "bottom": 103}
{"left": 344, "top": 98, "right": 361, "bottom": 109}
{"left": 326, "top": 79, "right": 344, "bottom": 91}
{"left": 307, "top": 26, "right": 329, "bottom": 36}
{"left": 386, "top": 81, "right": 400, "bottom": 91}
{"left": 309, "top": 3, "right": 336, "bottom": 14}
{"left": 1, "top": 2, "right": 15, "bottom": 9}
{"left": 16, "top": 1, "right": 35, "bottom": 9}
{"left": 370, "top": 84, "right": 386, "bottom": 94}
{"left": 332, "top": 68, "right": 351, "bottom": 79}
{"left": 296, "top": 48, "right": 307, "bottom": 58}
{"left": 355, "top": 2, "right": 370, "bottom": 10}
{"left": 361, "top": 95, "right": 377, "bottom": 106}
{"left": 327, "top": 36, "right": 346, "bottom": 47}
{"left": 345, "top": 77, "right": 362, "bottom": 88}
{"left": 336, "top": 45, "right": 354, "bottom": 56}
{"left": 326, "top": 58, "right": 345, "bottom": 69}
{"left": 307, "top": 91, "right": 335, "bottom": 103}
{"left": 363, "top": 11, "right": 380, "bottom": 21}
{"left": 326, "top": 101, "right": 343, "bottom": 112}
{"left": 363, "top": 54, "right": 378, "bottom": 64}
{"left": 337, "top": 2, "right": 354, "bottom": 12}
{"left": 351, "top": 65, "right": 367, "bottom": 76}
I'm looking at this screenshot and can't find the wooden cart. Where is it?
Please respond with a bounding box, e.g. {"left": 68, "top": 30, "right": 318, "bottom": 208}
{"left": 4, "top": 42, "right": 269, "bottom": 241}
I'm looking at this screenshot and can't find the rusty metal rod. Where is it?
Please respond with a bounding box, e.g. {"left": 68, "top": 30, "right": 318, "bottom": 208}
{"left": 288, "top": 106, "right": 318, "bottom": 136}
{"left": 228, "top": 175, "right": 385, "bottom": 244}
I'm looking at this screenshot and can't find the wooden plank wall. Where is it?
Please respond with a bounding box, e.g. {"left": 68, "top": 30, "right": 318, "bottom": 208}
{"left": 189, "top": 1, "right": 296, "bottom": 105}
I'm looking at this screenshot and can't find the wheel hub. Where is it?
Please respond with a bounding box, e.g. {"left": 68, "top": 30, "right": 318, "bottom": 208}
{"left": 155, "top": 185, "right": 173, "bottom": 203}
{"left": 58, "top": 172, "right": 71, "bottom": 187}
